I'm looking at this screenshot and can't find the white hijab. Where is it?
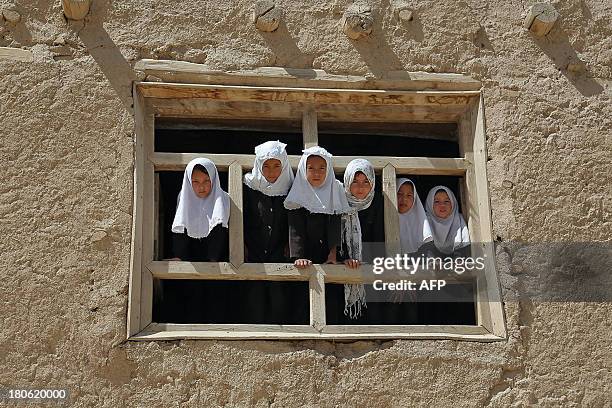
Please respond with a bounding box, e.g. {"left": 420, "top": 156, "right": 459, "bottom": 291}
{"left": 342, "top": 159, "right": 375, "bottom": 319}
{"left": 171, "top": 158, "right": 230, "bottom": 239}
{"left": 397, "top": 178, "right": 433, "bottom": 254}
{"left": 243, "top": 140, "right": 294, "bottom": 196}
{"left": 284, "top": 146, "right": 350, "bottom": 215}
{"left": 425, "top": 185, "right": 470, "bottom": 254}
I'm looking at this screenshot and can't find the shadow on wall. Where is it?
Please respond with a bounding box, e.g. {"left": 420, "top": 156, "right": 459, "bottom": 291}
{"left": 258, "top": 20, "right": 316, "bottom": 68}
{"left": 67, "top": 0, "right": 136, "bottom": 112}
{"left": 532, "top": 26, "right": 604, "bottom": 97}
{"left": 345, "top": 0, "right": 404, "bottom": 77}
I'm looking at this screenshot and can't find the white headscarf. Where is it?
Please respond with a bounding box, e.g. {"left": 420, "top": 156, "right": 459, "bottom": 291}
{"left": 243, "top": 141, "right": 294, "bottom": 196}
{"left": 396, "top": 178, "right": 433, "bottom": 254}
{"left": 425, "top": 185, "right": 470, "bottom": 254}
{"left": 284, "top": 146, "right": 350, "bottom": 215}
{"left": 342, "top": 159, "right": 376, "bottom": 319}
{"left": 171, "top": 158, "right": 230, "bottom": 239}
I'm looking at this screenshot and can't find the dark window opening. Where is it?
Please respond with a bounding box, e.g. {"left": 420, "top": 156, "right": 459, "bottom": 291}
{"left": 153, "top": 280, "right": 309, "bottom": 324}
{"left": 155, "top": 117, "right": 303, "bottom": 155}
{"left": 318, "top": 121, "right": 459, "bottom": 158}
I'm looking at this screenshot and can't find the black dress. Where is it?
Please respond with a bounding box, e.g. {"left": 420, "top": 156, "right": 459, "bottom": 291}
{"left": 241, "top": 186, "right": 308, "bottom": 324}
{"left": 157, "top": 225, "right": 232, "bottom": 324}
{"left": 287, "top": 208, "right": 342, "bottom": 264}
{"left": 243, "top": 186, "right": 289, "bottom": 263}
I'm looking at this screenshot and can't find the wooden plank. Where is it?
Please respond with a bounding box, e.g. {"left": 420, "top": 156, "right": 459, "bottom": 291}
{"left": 147, "top": 261, "right": 475, "bottom": 283}
{"left": 134, "top": 60, "right": 482, "bottom": 91}
{"left": 0, "top": 47, "right": 33, "bottom": 62}
{"left": 147, "top": 261, "right": 311, "bottom": 281}
{"left": 309, "top": 270, "right": 326, "bottom": 330}
{"left": 153, "top": 173, "right": 160, "bottom": 259}
{"left": 138, "top": 82, "right": 479, "bottom": 106}
{"left": 139, "top": 99, "right": 156, "bottom": 331}
{"left": 302, "top": 107, "right": 318, "bottom": 148}
{"left": 150, "top": 97, "right": 465, "bottom": 123}
{"left": 471, "top": 95, "right": 506, "bottom": 338}
{"left": 127, "top": 84, "right": 145, "bottom": 337}
{"left": 383, "top": 164, "right": 401, "bottom": 257}
{"left": 151, "top": 152, "right": 468, "bottom": 175}
{"left": 321, "top": 324, "right": 488, "bottom": 335}
{"left": 150, "top": 98, "right": 303, "bottom": 120}
{"left": 228, "top": 162, "right": 244, "bottom": 267}
{"left": 131, "top": 323, "right": 502, "bottom": 341}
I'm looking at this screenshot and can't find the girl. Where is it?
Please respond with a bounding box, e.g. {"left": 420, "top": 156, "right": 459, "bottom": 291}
{"left": 243, "top": 141, "right": 300, "bottom": 324}
{"left": 171, "top": 157, "right": 230, "bottom": 261}
{"left": 425, "top": 185, "right": 470, "bottom": 256}
{"left": 340, "top": 159, "right": 376, "bottom": 319}
{"left": 397, "top": 178, "right": 433, "bottom": 255}
{"left": 163, "top": 158, "right": 230, "bottom": 323}
{"left": 243, "top": 140, "right": 294, "bottom": 263}
{"left": 284, "top": 146, "right": 350, "bottom": 268}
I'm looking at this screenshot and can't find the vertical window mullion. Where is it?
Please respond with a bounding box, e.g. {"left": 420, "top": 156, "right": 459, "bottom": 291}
{"left": 302, "top": 106, "right": 318, "bottom": 148}
{"left": 228, "top": 162, "right": 244, "bottom": 267}
{"left": 382, "top": 164, "right": 400, "bottom": 257}
{"left": 309, "top": 266, "right": 326, "bottom": 330}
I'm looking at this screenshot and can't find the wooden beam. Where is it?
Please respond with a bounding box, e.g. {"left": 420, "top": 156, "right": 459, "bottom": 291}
{"left": 228, "top": 162, "right": 244, "bottom": 267}
{"left": 471, "top": 96, "right": 506, "bottom": 338}
{"left": 383, "top": 165, "right": 401, "bottom": 257}
{"left": 150, "top": 152, "right": 468, "bottom": 175}
{"left": 523, "top": 3, "right": 559, "bottom": 37}
{"left": 0, "top": 47, "right": 33, "bottom": 63}
{"left": 147, "top": 261, "right": 476, "bottom": 283}
{"left": 149, "top": 97, "right": 466, "bottom": 123}
{"left": 131, "top": 323, "right": 502, "bottom": 341}
{"left": 309, "top": 270, "right": 326, "bottom": 330}
{"left": 140, "top": 99, "right": 156, "bottom": 331}
{"left": 127, "top": 84, "right": 146, "bottom": 337}
{"left": 138, "top": 82, "right": 479, "bottom": 107}
{"left": 302, "top": 107, "right": 318, "bottom": 148}
{"left": 150, "top": 98, "right": 303, "bottom": 120}
{"left": 134, "top": 60, "right": 482, "bottom": 91}
{"left": 61, "top": 0, "right": 91, "bottom": 20}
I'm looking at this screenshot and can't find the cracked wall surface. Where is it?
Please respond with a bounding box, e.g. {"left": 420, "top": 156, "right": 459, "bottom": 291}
{"left": 1, "top": 0, "right": 611, "bottom": 406}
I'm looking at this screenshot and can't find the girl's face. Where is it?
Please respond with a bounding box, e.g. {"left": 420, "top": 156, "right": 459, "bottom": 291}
{"left": 191, "top": 169, "right": 212, "bottom": 198}
{"left": 433, "top": 190, "right": 453, "bottom": 219}
{"left": 306, "top": 155, "right": 327, "bottom": 187}
{"left": 261, "top": 158, "right": 282, "bottom": 183}
{"left": 350, "top": 171, "right": 372, "bottom": 200}
{"left": 397, "top": 182, "right": 414, "bottom": 214}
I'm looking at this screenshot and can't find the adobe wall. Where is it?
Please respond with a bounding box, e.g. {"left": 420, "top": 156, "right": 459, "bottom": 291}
{"left": 1, "top": 0, "right": 610, "bottom": 406}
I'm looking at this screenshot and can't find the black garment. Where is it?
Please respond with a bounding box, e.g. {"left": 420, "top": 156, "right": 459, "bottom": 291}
{"left": 288, "top": 208, "right": 342, "bottom": 264}
{"left": 243, "top": 186, "right": 289, "bottom": 263}
{"left": 171, "top": 224, "right": 229, "bottom": 262}
{"left": 156, "top": 225, "right": 230, "bottom": 324}
{"left": 358, "top": 190, "right": 385, "bottom": 244}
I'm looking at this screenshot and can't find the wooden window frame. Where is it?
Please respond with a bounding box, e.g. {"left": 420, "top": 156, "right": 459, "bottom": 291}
{"left": 127, "top": 61, "right": 507, "bottom": 341}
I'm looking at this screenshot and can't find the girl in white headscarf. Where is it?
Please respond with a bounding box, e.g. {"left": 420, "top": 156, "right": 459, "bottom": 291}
{"left": 165, "top": 158, "right": 230, "bottom": 324}
{"left": 284, "top": 146, "right": 350, "bottom": 268}
{"left": 243, "top": 141, "right": 294, "bottom": 263}
{"left": 340, "top": 159, "right": 376, "bottom": 318}
{"left": 397, "top": 178, "right": 433, "bottom": 254}
{"left": 425, "top": 185, "right": 470, "bottom": 255}
{"left": 171, "top": 158, "right": 230, "bottom": 261}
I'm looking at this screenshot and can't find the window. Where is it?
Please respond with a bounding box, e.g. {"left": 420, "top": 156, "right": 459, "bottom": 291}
{"left": 127, "top": 61, "right": 506, "bottom": 341}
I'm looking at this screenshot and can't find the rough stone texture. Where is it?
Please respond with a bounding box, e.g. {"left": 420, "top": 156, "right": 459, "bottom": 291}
{"left": 1, "top": 0, "right": 611, "bottom": 406}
